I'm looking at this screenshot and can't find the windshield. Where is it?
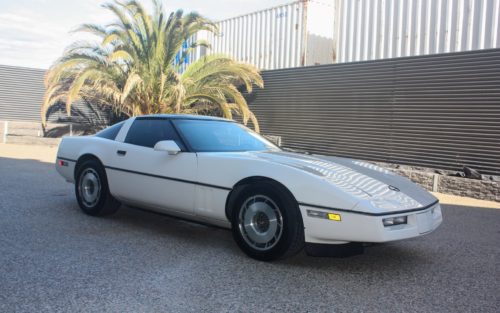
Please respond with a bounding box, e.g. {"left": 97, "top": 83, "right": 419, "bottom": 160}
{"left": 173, "top": 119, "right": 279, "bottom": 152}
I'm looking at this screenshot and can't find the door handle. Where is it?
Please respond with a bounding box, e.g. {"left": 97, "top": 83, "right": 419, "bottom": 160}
{"left": 117, "top": 150, "right": 127, "bottom": 156}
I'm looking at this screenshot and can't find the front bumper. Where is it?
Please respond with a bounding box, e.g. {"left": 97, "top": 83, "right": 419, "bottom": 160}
{"left": 300, "top": 203, "right": 443, "bottom": 244}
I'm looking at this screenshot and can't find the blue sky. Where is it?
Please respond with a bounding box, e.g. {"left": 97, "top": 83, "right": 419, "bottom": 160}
{"left": 0, "top": 0, "right": 289, "bottom": 69}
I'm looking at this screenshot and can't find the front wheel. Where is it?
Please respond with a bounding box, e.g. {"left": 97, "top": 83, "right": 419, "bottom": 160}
{"left": 75, "top": 159, "right": 120, "bottom": 216}
{"left": 231, "top": 182, "right": 304, "bottom": 261}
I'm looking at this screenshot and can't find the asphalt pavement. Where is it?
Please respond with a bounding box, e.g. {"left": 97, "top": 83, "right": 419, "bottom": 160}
{"left": 0, "top": 155, "right": 499, "bottom": 313}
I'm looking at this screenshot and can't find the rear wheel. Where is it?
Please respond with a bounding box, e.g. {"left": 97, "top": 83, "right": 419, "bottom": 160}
{"left": 75, "top": 159, "right": 120, "bottom": 216}
{"left": 231, "top": 182, "right": 304, "bottom": 261}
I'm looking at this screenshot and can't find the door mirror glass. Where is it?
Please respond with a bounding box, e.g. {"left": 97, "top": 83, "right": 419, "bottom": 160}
{"left": 153, "top": 140, "right": 181, "bottom": 155}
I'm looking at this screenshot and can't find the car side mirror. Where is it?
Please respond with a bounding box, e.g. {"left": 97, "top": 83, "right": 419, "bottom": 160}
{"left": 154, "top": 140, "right": 181, "bottom": 155}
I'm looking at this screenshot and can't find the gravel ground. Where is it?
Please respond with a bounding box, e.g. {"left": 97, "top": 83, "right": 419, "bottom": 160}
{"left": 0, "top": 155, "right": 499, "bottom": 313}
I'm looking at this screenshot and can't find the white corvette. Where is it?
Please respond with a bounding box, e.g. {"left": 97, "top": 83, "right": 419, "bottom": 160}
{"left": 56, "top": 115, "right": 442, "bottom": 260}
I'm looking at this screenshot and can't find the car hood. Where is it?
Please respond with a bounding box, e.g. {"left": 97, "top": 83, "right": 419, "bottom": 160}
{"left": 252, "top": 151, "right": 437, "bottom": 212}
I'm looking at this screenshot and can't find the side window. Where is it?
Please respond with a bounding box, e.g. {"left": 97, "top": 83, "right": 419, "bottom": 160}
{"left": 95, "top": 121, "right": 125, "bottom": 140}
{"left": 124, "top": 119, "right": 184, "bottom": 149}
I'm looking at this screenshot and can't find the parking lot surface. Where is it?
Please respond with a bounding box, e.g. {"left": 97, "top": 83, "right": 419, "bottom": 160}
{"left": 0, "top": 153, "right": 499, "bottom": 312}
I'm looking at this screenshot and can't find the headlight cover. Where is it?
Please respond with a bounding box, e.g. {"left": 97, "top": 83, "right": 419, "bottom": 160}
{"left": 382, "top": 216, "right": 408, "bottom": 227}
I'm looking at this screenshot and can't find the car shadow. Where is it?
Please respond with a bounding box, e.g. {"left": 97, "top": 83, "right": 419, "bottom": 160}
{"left": 108, "top": 203, "right": 432, "bottom": 272}
{"left": 1, "top": 154, "right": 439, "bottom": 272}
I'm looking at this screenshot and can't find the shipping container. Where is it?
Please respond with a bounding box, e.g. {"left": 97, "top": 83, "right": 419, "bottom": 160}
{"left": 197, "top": 0, "right": 336, "bottom": 70}
{"left": 190, "top": 0, "right": 500, "bottom": 70}
{"left": 336, "top": 0, "right": 500, "bottom": 63}
{"left": 174, "top": 33, "right": 204, "bottom": 73}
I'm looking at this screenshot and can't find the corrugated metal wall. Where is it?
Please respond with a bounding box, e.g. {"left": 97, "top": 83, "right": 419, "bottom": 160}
{"left": 0, "top": 64, "right": 111, "bottom": 124}
{"left": 246, "top": 48, "right": 500, "bottom": 176}
{"left": 1, "top": 49, "right": 499, "bottom": 175}
{"left": 0, "top": 64, "right": 46, "bottom": 121}
{"left": 337, "top": 0, "right": 500, "bottom": 63}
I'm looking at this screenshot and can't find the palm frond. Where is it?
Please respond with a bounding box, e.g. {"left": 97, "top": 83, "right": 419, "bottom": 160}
{"left": 41, "top": 0, "right": 263, "bottom": 132}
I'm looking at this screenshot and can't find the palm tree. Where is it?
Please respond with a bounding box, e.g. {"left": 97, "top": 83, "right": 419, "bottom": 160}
{"left": 41, "top": 0, "right": 263, "bottom": 131}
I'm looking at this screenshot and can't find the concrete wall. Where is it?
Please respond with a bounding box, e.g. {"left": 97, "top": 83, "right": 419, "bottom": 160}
{"left": 383, "top": 165, "right": 500, "bottom": 202}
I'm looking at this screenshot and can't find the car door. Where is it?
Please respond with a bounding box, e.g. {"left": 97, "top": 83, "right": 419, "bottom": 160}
{"left": 106, "top": 117, "right": 197, "bottom": 215}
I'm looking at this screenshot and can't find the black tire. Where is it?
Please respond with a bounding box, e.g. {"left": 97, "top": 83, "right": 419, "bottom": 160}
{"left": 231, "top": 182, "right": 304, "bottom": 261}
{"left": 75, "top": 158, "right": 120, "bottom": 216}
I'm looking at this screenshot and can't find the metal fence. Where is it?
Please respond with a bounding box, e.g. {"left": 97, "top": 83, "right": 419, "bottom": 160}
{"left": 1, "top": 49, "right": 499, "bottom": 175}
{"left": 0, "top": 64, "right": 46, "bottom": 122}
{"left": 0, "top": 64, "right": 112, "bottom": 125}
{"left": 246, "top": 48, "right": 500, "bottom": 176}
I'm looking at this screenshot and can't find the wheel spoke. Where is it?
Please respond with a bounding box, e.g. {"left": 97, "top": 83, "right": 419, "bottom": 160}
{"left": 238, "top": 194, "right": 283, "bottom": 251}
